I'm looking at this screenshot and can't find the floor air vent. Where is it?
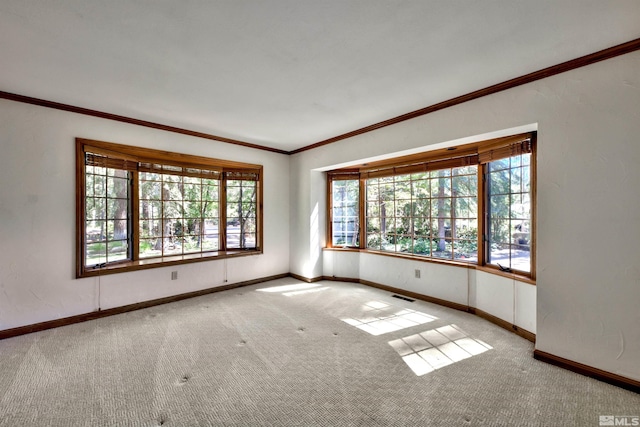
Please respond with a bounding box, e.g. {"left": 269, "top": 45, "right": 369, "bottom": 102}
{"left": 392, "top": 294, "right": 415, "bottom": 302}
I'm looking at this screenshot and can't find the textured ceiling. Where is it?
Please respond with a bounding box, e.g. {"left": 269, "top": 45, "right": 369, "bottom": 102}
{"left": 1, "top": 1, "right": 640, "bottom": 152}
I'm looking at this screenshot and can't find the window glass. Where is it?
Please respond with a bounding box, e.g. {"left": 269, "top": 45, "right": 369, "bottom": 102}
{"left": 332, "top": 179, "right": 360, "bottom": 247}
{"left": 139, "top": 168, "right": 220, "bottom": 258}
{"left": 364, "top": 168, "right": 478, "bottom": 262}
{"left": 487, "top": 153, "right": 531, "bottom": 272}
{"left": 85, "top": 164, "right": 130, "bottom": 266}
{"left": 226, "top": 179, "right": 257, "bottom": 249}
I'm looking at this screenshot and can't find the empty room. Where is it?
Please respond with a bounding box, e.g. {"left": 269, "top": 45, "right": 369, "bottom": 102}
{"left": 1, "top": 1, "right": 639, "bottom": 426}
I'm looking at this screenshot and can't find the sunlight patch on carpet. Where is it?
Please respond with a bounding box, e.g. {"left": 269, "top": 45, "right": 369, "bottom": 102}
{"left": 256, "top": 283, "right": 321, "bottom": 293}
{"left": 389, "top": 324, "right": 492, "bottom": 376}
{"left": 340, "top": 301, "right": 437, "bottom": 336}
{"left": 256, "top": 282, "right": 330, "bottom": 297}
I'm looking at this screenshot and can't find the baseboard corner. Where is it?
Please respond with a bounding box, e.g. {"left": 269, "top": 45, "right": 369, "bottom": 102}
{"left": 533, "top": 349, "right": 640, "bottom": 393}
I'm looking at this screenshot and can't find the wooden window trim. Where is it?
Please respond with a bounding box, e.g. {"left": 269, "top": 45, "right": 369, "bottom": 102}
{"left": 76, "top": 138, "right": 263, "bottom": 278}
{"left": 325, "top": 132, "right": 536, "bottom": 282}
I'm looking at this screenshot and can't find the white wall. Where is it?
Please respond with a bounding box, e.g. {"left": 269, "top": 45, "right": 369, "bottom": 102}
{"left": 292, "top": 51, "right": 640, "bottom": 381}
{"left": 0, "top": 99, "right": 290, "bottom": 331}
{"left": 323, "top": 250, "right": 536, "bottom": 334}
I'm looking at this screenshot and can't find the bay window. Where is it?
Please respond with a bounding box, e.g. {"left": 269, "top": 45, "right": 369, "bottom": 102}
{"left": 327, "top": 132, "right": 535, "bottom": 280}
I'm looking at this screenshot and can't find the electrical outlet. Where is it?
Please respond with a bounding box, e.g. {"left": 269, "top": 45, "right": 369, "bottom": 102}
{"left": 171, "top": 271, "right": 178, "bottom": 280}
{"left": 415, "top": 269, "right": 421, "bottom": 279}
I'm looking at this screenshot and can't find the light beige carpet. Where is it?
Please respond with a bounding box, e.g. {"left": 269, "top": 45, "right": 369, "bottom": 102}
{"left": 0, "top": 278, "right": 638, "bottom": 426}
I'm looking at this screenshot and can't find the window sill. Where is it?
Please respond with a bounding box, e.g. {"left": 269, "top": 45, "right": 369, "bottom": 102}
{"left": 78, "top": 249, "right": 262, "bottom": 278}
{"left": 475, "top": 265, "right": 535, "bottom": 285}
{"left": 323, "top": 247, "right": 535, "bottom": 285}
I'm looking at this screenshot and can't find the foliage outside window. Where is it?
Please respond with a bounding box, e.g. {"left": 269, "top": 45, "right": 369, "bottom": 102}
{"left": 77, "top": 139, "right": 262, "bottom": 278}
{"left": 327, "top": 133, "right": 535, "bottom": 279}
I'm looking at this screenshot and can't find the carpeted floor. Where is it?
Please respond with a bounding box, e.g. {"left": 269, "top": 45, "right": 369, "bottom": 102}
{"left": 0, "top": 278, "right": 638, "bottom": 426}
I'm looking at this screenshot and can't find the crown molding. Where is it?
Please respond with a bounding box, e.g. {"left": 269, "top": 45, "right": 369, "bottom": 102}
{"left": 290, "top": 37, "right": 640, "bottom": 154}
{"left": 3, "top": 37, "right": 639, "bottom": 156}
{"left": 0, "top": 90, "right": 289, "bottom": 155}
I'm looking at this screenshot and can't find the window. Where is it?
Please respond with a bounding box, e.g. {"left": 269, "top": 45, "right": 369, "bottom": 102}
{"left": 484, "top": 146, "right": 533, "bottom": 273}
{"left": 137, "top": 163, "right": 221, "bottom": 258}
{"left": 329, "top": 175, "right": 360, "bottom": 247}
{"left": 84, "top": 158, "right": 132, "bottom": 266}
{"left": 364, "top": 167, "right": 478, "bottom": 261}
{"left": 327, "top": 133, "right": 535, "bottom": 279}
{"left": 77, "top": 139, "right": 262, "bottom": 277}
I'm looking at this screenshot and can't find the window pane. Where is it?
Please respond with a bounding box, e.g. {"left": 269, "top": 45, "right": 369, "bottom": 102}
{"left": 226, "top": 186, "right": 240, "bottom": 202}
{"left": 140, "top": 180, "right": 162, "bottom": 200}
{"left": 411, "top": 179, "right": 430, "bottom": 198}
{"left": 331, "top": 180, "right": 359, "bottom": 247}
{"left": 488, "top": 170, "right": 510, "bottom": 195}
{"left": 93, "top": 175, "right": 106, "bottom": 196}
{"left": 366, "top": 233, "right": 381, "bottom": 250}
{"left": 431, "top": 198, "right": 451, "bottom": 219}
{"left": 164, "top": 181, "right": 182, "bottom": 200}
{"left": 489, "top": 158, "right": 509, "bottom": 171}
{"left": 107, "top": 240, "right": 128, "bottom": 263}
{"left": 366, "top": 202, "right": 380, "bottom": 217}
{"left": 183, "top": 236, "right": 201, "bottom": 254}
{"left": 202, "top": 233, "right": 219, "bottom": 251}
{"left": 414, "top": 217, "right": 429, "bottom": 236}
{"left": 224, "top": 179, "right": 258, "bottom": 249}
{"left": 366, "top": 217, "right": 380, "bottom": 233}
{"left": 184, "top": 201, "right": 202, "bottom": 218}
{"left": 85, "top": 174, "right": 94, "bottom": 197}
{"left": 163, "top": 238, "right": 182, "bottom": 256}
{"left": 366, "top": 182, "right": 379, "bottom": 201}
{"left": 86, "top": 220, "right": 105, "bottom": 242}
{"left": 86, "top": 242, "right": 106, "bottom": 267}
{"left": 84, "top": 164, "right": 131, "bottom": 268}
{"left": 183, "top": 183, "right": 201, "bottom": 201}
{"left": 395, "top": 179, "right": 410, "bottom": 195}
{"left": 454, "top": 239, "right": 477, "bottom": 262}
{"left": 140, "top": 200, "right": 162, "bottom": 219}
{"left": 510, "top": 167, "right": 522, "bottom": 193}
{"left": 140, "top": 219, "right": 161, "bottom": 238}
{"left": 398, "top": 236, "right": 412, "bottom": 253}
{"left": 431, "top": 176, "right": 451, "bottom": 197}
{"left": 107, "top": 176, "right": 128, "bottom": 198}
{"left": 164, "top": 201, "right": 183, "bottom": 218}
{"left": 86, "top": 198, "right": 106, "bottom": 220}
{"left": 452, "top": 175, "right": 472, "bottom": 197}
{"left": 412, "top": 199, "right": 429, "bottom": 217}
{"left": 433, "top": 238, "right": 452, "bottom": 259}
{"left": 511, "top": 248, "right": 531, "bottom": 273}
{"left": 486, "top": 154, "right": 532, "bottom": 273}
{"left": 453, "top": 165, "right": 475, "bottom": 176}
{"left": 490, "top": 195, "right": 510, "bottom": 218}
{"left": 413, "top": 238, "right": 432, "bottom": 255}
{"left": 203, "top": 201, "right": 218, "bottom": 218}
{"left": 243, "top": 233, "right": 257, "bottom": 249}
{"left": 139, "top": 239, "right": 159, "bottom": 258}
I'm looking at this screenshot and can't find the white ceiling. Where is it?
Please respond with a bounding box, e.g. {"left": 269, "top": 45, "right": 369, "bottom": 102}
{"left": 1, "top": 1, "right": 639, "bottom": 152}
